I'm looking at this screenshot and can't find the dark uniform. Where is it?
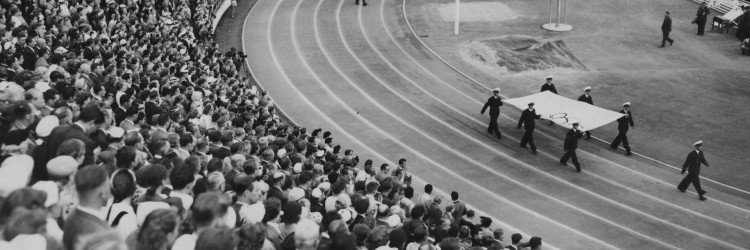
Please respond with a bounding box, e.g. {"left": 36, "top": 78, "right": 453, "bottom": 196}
{"left": 355, "top": 0, "right": 367, "bottom": 6}
{"left": 678, "top": 144, "right": 709, "bottom": 200}
{"left": 610, "top": 106, "right": 634, "bottom": 155}
{"left": 560, "top": 125, "right": 584, "bottom": 172}
{"left": 481, "top": 93, "right": 503, "bottom": 139}
{"left": 541, "top": 77, "right": 557, "bottom": 125}
{"left": 696, "top": 3, "right": 711, "bottom": 35}
{"left": 661, "top": 13, "right": 674, "bottom": 47}
{"left": 517, "top": 105, "right": 541, "bottom": 153}
{"left": 577, "top": 92, "right": 593, "bottom": 139}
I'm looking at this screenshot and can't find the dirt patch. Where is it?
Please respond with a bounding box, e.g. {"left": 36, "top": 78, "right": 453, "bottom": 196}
{"left": 459, "top": 35, "right": 587, "bottom": 75}
{"left": 437, "top": 2, "right": 517, "bottom": 22}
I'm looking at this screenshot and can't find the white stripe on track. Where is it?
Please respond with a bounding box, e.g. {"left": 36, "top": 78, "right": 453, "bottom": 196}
{"left": 366, "top": 0, "right": 750, "bottom": 234}
{"left": 399, "top": 0, "right": 750, "bottom": 201}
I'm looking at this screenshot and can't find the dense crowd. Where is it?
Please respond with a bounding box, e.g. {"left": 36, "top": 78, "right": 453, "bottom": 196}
{"left": 0, "top": 0, "right": 545, "bottom": 249}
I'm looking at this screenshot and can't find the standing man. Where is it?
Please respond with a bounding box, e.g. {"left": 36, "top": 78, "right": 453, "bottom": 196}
{"left": 355, "top": 0, "right": 367, "bottom": 6}
{"left": 541, "top": 75, "right": 558, "bottom": 125}
{"left": 696, "top": 1, "right": 711, "bottom": 36}
{"left": 610, "top": 102, "right": 635, "bottom": 155}
{"left": 517, "top": 102, "right": 541, "bottom": 154}
{"left": 678, "top": 141, "right": 710, "bottom": 201}
{"left": 560, "top": 122, "right": 584, "bottom": 172}
{"left": 577, "top": 86, "right": 593, "bottom": 139}
{"left": 661, "top": 11, "right": 674, "bottom": 48}
{"left": 481, "top": 88, "right": 504, "bottom": 139}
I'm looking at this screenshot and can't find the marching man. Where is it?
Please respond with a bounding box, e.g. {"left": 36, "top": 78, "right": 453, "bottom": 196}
{"left": 481, "top": 88, "right": 504, "bottom": 139}
{"left": 678, "top": 141, "right": 710, "bottom": 201}
{"left": 518, "top": 102, "right": 541, "bottom": 154}
{"left": 610, "top": 102, "right": 634, "bottom": 155}
{"left": 560, "top": 122, "right": 584, "bottom": 172}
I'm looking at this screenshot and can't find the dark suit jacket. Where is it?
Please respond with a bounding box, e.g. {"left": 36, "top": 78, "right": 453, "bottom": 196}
{"left": 267, "top": 186, "right": 288, "bottom": 206}
{"left": 563, "top": 128, "right": 584, "bottom": 151}
{"left": 697, "top": 6, "right": 710, "bottom": 22}
{"left": 517, "top": 108, "right": 541, "bottom": 130}
{"left": 541, "top": 83, "right": 558, "bottom": 94}
{"left": 616, "top": 110, "right": 634, "bottom": 131}
{"left": 682, "top": 150, "right": 709, "bottom": 173}
{"left": 481, "top": 96, "right": 503, "bottom": 116}
{"left": 144, "top": 101, "right": 162, "bottom": 121}
{"left": 62, "top": 208, "right": 109, "bottom": 250}
{"left": 662, "top": 16, "right": 672, "bottom": 32}
{"left": 577, "top": 94, "right": 593, "bottom": 105}
{"left": 113, "top": 106, "right": 126, "bottom": 126}
{"left": 210, "top": 146, "right": 231, "bottom": 159}
{"left": 44, "top": 124, "right": 96, "bottom": 167}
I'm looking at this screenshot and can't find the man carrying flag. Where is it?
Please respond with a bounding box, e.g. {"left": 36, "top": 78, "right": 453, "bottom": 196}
{"left": 560, "top": 122, "right": 584, "bottom": 172}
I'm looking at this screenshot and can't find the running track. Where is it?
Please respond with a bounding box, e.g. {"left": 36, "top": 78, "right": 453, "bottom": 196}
{"left": 242, "top": 0, "right": 750, "bottom": 248}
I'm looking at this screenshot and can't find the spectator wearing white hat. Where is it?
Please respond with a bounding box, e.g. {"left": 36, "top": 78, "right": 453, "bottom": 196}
{"left": 31, "top": 181, "right": 65, "bottom": 243}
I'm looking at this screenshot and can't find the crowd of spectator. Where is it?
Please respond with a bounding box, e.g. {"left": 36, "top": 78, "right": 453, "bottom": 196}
{"left": 0, "top": 0, "right": 545, "bottom": 249}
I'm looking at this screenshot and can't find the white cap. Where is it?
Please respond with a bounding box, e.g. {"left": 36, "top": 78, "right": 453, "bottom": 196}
{"left": 623, "top": 102, "right": 631, "bottom": 107}
{"left": 387, "top": 214, "right": 401, "bottom": 227}
{"left": 34, "top": 81, "right": 51, "bottom": 92}
{"left": 312, "top": 188, "right": 323, "bottom": 198}
{"left": 31, "top": 181, "right": 59, "bottom": 207}
{"left": 317, "top": 182, "right": 331, "bottom": 191}
{"left": 47, "top": 155, "right": 79, "bottom": 178}
{"left": 0, "top": 155, "right": 34, "bottom": 196}
{"left": 277, "top": 148, "right": 287, "bottom": 158}
{"left": 546, "top": 75, "right": 553, "bottom": 79}
{"left": 36, "top": 116, "right": 59, "bottom": 137}
{"left": 694, "top": 140, "right": 703, "bottom": 146}
{"left": 338, "top": 208, "right": 353, "bottom": 223}
{"left": 584, "top": 86, "right": 592, "bottom": 91}
{"left": 288, "top": 187, "right": 305, "bottom": 202}
{"left": 492, "top": 88, "right": 501, "bottom": 92}
{"left": 293, "top": 163, "right": 303, "bottom": 174}
{"left": 107, "top": 126, "right": 125, "bottom": 138}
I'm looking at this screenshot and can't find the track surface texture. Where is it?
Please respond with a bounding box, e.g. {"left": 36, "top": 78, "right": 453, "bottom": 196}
{"left": 241, "top": 0, "right": 750, "bottom": 248}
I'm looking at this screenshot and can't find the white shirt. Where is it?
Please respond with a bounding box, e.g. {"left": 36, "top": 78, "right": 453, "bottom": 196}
{"left": 240, "top": 202, "right": 265, "bottom": 225}
{"left": 106, "top": 202, "right": 138, "bottom": 239}
{"left": 136, "top": 201, "right": 170, "bottom": 226}
{"left": 170, "top": 192, "right": 194, "bottom": 210}
{"left": 171, "top": 233, "right": 197, "bottom": 250}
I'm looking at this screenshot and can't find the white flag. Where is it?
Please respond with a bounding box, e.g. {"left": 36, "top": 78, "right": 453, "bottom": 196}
{"left": 504, "top": 91, "right": 624, "bottom": 131}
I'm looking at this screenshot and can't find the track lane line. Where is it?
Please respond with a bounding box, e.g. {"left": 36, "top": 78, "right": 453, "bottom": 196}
{"left": 250, "top": 0, "right": 603, "bottom": 248}
{"left": 398, "top": 0, "right": 750, "bottom": 200}
{"left": 362, "top": 0, "right": 750, "bottom": 234}
{"left": 393, "top": 0, "right": 750, "bottom": 214}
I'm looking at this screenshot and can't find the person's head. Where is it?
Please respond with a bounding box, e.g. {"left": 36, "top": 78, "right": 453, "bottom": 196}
{"left": 110, "top": 168, "right": 136, "bottom": 203}
{"left": 137, "top": 209, "right": 181, "bottom": 250}
{"left": 25, "top": 89, "right": 44, "bottom": 109}
{"left": 365, "top": 225, "right": 389, "bottom": 249}
{"left": 75, "top": 165, "right": 111, "bottom": 208}
{"left": 116, "top": 146, "right": 137, "bottom": 169}
{"left": 572, "top": 122, "right": 579, "bottom": 129}
{"left": 262, "top": 197, "right": 282, "bottom": 224}
{"left": 623, "top": 102, "right": 631, "bottom": 111}
{"left": 438, "top": 237, "right": 461, "bottom": 250}
{"left": 665, "top": 11, "right": 670, "bottom": 16}
{"left": 694, "top": 141, "right": 703, "bottom": 150}
{"left": 545, "top": 75, "right": 552, "bottom": 82}
{"left": 43, "top": 89, "right": 59, "bottom": 105}
{"left": 529, "top": 236, "right": 543, "bottom": 250}
{"left": 702, "top": 1, "right": 707, "bottom": 6}
{"left": 451, "top": 191, "right": 459, "bottom": 201}
{"left": 352, "top": 224, "right": 371, "bottom": 247}
{"left": 170, "top": 163, "right": 196, "bottom": 191}
{"left": 136, "top": 164, "right": 168, "bottom": 197}
{"left": 294, "top": 219, "right": 320, "bottom": 250}
{"left": 424, "top": 184, "right": 433, "bottom": 194}
{"left": 191, "top": 192, "right": 230, "bottom": 229}
{"left": 237, "top": 222, "right": 267, "bottom": 250}
{"left": 195, "top": 227, "right": 236, "bottom": 250}
{"left": 56, "top": 138, "right": 86, "bottom": 164}
{"left": 493, "top": 228, "right": 504, "bottom": 242}
{"left": 511, "top": 233, "right": 523, "bottom": 245}
{"left": 77, "top": 105, "right": 106, "bottom": 132}
{"left": 0, "top": 188, "right": 46, "bottom": 226}
{"left": 413, "top": 225, "right": 428, "bottom": 243}
{"left": 584, "top": 86, "right": 591, "bottom": 94}
{"left": 233, "top": 175, "right": 260, "bottom": 204}
{"left": 280, "top": 201, "right": 302, "bottom": 224}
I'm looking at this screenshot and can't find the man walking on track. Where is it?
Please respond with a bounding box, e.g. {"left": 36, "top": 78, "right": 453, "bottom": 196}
{"left": 661, "top": 11, "right": 674, "bottom": 48}
{"left": 577, "top": 86, "right": 593, "bottom": 139}
{"left": 518, "top": 102, "right": 541, "bottom": 154}
{"left": 560, "top": 122, "right": 584, "bottom": 172}
{"left": 696, "top": 2, "right": 711, "bottom": 35}
{"left": 610, "top": 102, "right": 634, "bottom": 155}
{"left": 541, "top": 75, "right": 558, "bottom": 125}
{"left": 678, "top": 141, "right": 710, "bottom": 201}
{"left": 481, "top": 88, "right": 504, "bottom": 139}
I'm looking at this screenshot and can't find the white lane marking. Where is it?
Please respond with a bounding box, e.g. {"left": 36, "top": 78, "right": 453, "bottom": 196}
{"left": 400, "top": 0, "right": 750, "bottom": 200}
{"left": 370, "top": 0, "right": 750, "bottom": 233}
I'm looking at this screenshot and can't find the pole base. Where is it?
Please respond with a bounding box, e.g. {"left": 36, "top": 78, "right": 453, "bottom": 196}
{"left": 542, "top": 23, "right": 572, "bottom": 32}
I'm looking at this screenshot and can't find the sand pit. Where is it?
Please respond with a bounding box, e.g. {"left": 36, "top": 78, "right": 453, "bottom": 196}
{"left": 459, "top": 35, "right": 587, "bottom": 75}
{"left": 437, "top": 2, "right": 517, "bottom": 22}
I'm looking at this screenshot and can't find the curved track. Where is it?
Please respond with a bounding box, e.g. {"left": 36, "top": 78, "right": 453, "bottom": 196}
{"left": 242, "top": 0, "right": 750, "bottom": 248}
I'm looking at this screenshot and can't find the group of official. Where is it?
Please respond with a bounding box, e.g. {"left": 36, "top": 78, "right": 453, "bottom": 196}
{"left": 481, "top": 76, "right": 710, "bottom": 201}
